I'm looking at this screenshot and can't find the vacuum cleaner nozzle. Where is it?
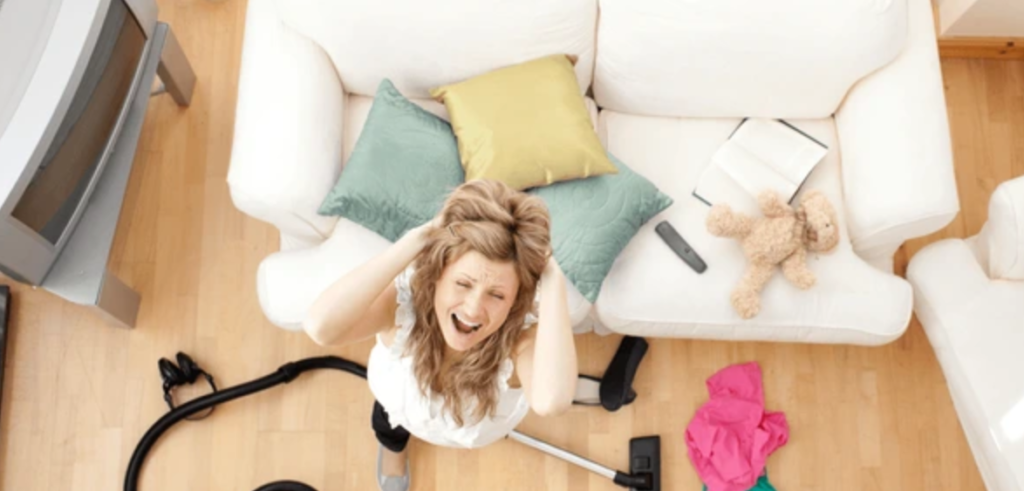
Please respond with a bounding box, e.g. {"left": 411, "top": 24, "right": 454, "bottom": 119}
{"left": 622, "top": 435, "right": 661, "bottom": 491}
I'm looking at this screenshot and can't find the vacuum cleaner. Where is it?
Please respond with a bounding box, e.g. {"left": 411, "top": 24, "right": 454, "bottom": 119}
{"left": 124, "top": 336, "right": 659, "bottom": 491}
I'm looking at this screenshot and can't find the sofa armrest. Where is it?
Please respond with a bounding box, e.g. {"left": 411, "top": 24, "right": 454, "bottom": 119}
{"left": 907, "top": 239, "right": 991, "bottom": 316}
{"left": 835, "top": 0, "right": 960, "bottom": 267}
{"left": 907, "top": 240, "right": 998, "bottom": 352}
{"left": 971, "top": 176, "right": 1024, "bottom": 280}
{"left": 228, "top": 0, "right": 345, "bottom": 246}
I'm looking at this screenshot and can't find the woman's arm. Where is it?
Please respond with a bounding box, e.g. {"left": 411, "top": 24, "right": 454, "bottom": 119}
{"left": 515, "top": 258, "right": 578, "bottom": 416}
{"left": 303, "top": 223, "right": 431, "bottom": 346}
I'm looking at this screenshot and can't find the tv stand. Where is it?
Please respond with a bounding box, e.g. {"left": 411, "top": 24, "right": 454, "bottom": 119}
{"left": 40, "top": 23, "right": 194, "bottom": 329}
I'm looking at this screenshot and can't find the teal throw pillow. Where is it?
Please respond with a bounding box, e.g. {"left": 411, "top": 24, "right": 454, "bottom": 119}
{"left": 318, "top": 79, "right": 464, "bottom": 242}
{"left": 530, "top": 154, "right": 673, "bottom": 302}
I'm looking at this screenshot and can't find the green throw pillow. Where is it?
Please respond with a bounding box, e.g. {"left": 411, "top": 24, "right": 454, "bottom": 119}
{"left": 318, "top": 79, "right": 464, "bottom": 242}
{"left": 530, "top": 154, "right": 673, "bottom": 302}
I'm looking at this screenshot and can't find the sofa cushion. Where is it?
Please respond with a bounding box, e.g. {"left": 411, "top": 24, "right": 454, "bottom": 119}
{"left": 593, "top": 0, "right": 906, "bottom": 119}
{"left": 430, "top": 54, "right": 617, "bottom": 190}
{"left": 593, "top": 110, "right": 912, "bottom": 345}
{"left": 530, "top": 153, "right": 673, "bottom": 303}
{"left": 342, "top": 94, "right": 600, "bottom": 163}
{"left": 318, "top": 80, "right": 464, "bottom": 242}
{"left": 274, "top": 0, "right": 597, "bottom": 98}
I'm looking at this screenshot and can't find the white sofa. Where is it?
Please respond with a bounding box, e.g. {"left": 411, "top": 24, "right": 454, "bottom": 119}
{"left": 228, "top": 0, "right": 960, "bottom": 344}
{"left": 907, "top": 176, "right": 1024, "bottom": 491}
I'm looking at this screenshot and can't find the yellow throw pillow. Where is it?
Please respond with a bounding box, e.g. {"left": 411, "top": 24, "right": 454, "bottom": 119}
{"left": 430, "top": 54, "right": 617, "bottom": 190}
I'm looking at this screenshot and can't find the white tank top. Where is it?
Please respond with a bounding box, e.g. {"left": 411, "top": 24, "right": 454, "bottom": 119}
{"left": 366, "top": 266, "right": 537, "bottom": 449}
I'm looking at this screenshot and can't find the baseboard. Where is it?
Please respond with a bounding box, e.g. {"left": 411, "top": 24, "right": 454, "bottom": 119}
{"left": 939, "top": 37, "right": 1024, "bottom": 59}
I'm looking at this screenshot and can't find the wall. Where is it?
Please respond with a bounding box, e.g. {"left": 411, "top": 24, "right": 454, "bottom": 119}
{"left": 940, "top": 0, "right": 1024, "bottom": 37}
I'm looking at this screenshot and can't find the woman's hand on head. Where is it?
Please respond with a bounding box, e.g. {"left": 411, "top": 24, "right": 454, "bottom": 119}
{"left": 410, "top": 214, "right": 444, "bottom": 240}
{"left": 541, "top": 251, "right": 563, "bottom": 281}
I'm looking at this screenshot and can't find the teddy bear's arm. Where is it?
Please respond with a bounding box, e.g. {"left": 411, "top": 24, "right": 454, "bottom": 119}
{"left": 757, "top": 191, "right": 792, "bottom": 219}
{"left": 707, "top": 205, "right": 753, "bottom": 238}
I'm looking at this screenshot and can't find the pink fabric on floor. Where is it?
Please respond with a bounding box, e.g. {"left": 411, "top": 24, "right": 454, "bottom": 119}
{"left": 685, "top": 362, "right": 789, "bottom": 491}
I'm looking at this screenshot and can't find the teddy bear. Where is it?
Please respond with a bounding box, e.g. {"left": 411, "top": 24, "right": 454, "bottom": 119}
{"left": 706, "top": 190, "right": 840, "bottom": 319}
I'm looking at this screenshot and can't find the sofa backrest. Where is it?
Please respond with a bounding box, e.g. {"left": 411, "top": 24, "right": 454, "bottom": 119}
{"left": 973, "top": 176, "right": 1024, "bottom": 281}
{"left": 273, "top": 0, "right": 597, "bottom": 98}
{"left": 593, "top": 0, "right": 908, "bottom": 119}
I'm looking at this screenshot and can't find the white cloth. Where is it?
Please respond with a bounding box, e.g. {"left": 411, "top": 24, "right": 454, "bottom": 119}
{"left": 366, "top": 267, "right": 533, "bottom": 449}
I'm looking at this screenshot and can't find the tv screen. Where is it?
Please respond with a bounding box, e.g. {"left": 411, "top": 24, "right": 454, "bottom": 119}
{"left": 10, "top": 0, "right": 145, "bottom": 244}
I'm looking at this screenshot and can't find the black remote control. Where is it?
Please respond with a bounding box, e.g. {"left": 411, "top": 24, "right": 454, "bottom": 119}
{"left": 654, "top": 221, "right": 707, "bottom": 274}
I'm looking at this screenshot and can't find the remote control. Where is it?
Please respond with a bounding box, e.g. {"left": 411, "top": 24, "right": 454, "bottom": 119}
{"left": 654, "top": 221, "right": 707, "bottom": 274}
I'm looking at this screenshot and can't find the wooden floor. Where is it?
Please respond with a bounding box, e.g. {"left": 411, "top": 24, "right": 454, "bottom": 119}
{"left": 2, "top": 1, "right": 1023, "bottom": 490}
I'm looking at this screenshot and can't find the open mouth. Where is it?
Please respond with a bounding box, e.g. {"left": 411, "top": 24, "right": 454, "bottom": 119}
{"left": 451, "top": 313, "right": 482, "bottom": 335}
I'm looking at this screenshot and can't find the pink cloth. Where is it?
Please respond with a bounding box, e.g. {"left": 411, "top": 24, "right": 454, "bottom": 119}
{"left": 685, "top": 362, "right": 789, "bottom": 491}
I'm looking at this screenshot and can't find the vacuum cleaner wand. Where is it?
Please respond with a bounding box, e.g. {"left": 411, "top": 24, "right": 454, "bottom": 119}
{"left": 508, "top": 430, "right": 660, "bottom": 491}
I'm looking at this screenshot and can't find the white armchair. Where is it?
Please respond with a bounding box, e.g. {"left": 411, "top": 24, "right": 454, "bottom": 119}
{"left": 907, "top": 176, "right": 1024, "bottom": 491}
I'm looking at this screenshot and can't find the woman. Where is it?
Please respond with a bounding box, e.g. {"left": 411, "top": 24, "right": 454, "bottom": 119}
{"left": 304, "top": 180, "right": 578, "bottom": 491}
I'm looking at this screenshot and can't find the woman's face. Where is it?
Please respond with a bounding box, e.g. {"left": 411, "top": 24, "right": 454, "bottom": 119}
{"left": 434, "top": 250, "right": 520, "bottom": 352}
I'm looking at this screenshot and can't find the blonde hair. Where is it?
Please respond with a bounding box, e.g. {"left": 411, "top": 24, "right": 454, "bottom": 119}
{"left": 407, "top": 180, "right": 551, "bottom": 426}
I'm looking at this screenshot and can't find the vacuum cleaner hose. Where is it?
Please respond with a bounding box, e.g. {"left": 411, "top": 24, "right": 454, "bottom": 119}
{"left": 124, "top": 356, "right": 367, "bottom": 491}
{"left": 126, "top": 352, "right": 657, "bottom": 490}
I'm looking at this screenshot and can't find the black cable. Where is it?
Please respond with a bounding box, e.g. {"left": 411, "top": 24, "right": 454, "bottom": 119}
{"left": 124, "top": 356, "right": 367, "bottom": 491}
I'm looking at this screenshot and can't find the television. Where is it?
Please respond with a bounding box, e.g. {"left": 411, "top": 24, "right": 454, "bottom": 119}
{"left": 0, "top": 0, "right": 157, "bottom": 285}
